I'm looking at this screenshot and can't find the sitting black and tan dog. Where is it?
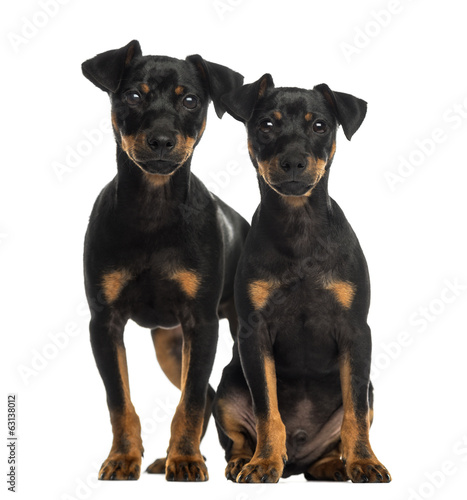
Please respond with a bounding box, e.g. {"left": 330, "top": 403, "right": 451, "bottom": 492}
{"left": 81, "top": 40, "right": 249, "bottom": 481}
{"left": 214, "top": 74, "right": 391, "bottom": 483}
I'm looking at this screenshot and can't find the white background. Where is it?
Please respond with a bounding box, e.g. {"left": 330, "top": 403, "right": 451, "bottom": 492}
{"left": 2, "top": 1, "right": 467, "bottom": 499}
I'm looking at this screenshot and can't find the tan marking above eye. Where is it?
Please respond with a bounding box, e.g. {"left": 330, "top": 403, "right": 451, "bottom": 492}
{"left": 169, "top": 269, "right": 201, "bottom": 298}
{"left": 102, "top": 269, "right": 133, "bottom": 303}
{"left": 175, "top": 85, "right": 184, "bottom": 95}
{"left": 140, "top": 83, "right": 150, "bottom": 94}
{"left": 324, "top": 280, "right": 356, "bottom": 309}
{"left": 273, "top": 111, "right": 282, "bottom": 120}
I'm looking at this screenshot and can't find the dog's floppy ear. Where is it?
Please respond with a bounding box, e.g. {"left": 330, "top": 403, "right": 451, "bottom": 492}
{"left": 220, "top": 73, "right": 274, "bottom": 124}
{"left": 186, "top": 55, "right": 243, "bottom": 119}
{"left": 314, "top": 84, "right": 367, "bottom": 140}
{"left": 82, "top": 40, "right": 142, "bottom": 93}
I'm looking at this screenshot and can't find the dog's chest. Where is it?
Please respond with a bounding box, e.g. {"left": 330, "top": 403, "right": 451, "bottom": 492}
{"left": 117, "top": 250, "right": 201, "bottom": 329}
{"left": 264, "top": 265, "right": 346, "bottom": 321}
{"left": 257, "top": 266, "right": 349, "bottom": 375}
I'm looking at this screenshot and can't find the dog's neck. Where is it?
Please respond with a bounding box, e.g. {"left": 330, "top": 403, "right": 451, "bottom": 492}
{"left": 256, "top": 172, "right": 336, "bottom": 259}
{"left": 258, "top": 171, "right": 333, "bottom": 221}
{"left": 113, "top": 145, "right": 193, "bottom": 227}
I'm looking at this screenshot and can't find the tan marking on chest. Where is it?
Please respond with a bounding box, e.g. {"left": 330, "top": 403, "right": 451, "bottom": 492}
{"left": 324, "top": 280, "right": 356, "bottom": 309}
{"left": 170, "top": 269, "right": 201, "bottom": 299}
{"left": 102, "top": 269, "right": 133, "bottom": 303}
{"left": 248, "top": 279, "right": 279, "bottom": 310}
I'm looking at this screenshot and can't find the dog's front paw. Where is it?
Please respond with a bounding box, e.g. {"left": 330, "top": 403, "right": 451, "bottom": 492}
{"left": 165, "top": 454, "right": 208, "bottom": 482}
{"left": 99, "top": 452, "right": 142, "bottom": 480}
{"left": 345, "top": 458, "right": 391, "bottom": 483}
{"left": 236, "top": 456, "right": 286, "bottom": 483}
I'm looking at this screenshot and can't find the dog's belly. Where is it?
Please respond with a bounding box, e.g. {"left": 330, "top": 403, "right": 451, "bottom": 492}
{"left": 280, "top": 397, "right": 343, "bottom": 477}
{"left": 226, "top": 388, "right": 343, "bottom": 476}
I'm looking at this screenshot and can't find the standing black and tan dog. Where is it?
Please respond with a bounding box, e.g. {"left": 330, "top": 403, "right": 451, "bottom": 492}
{"left": 81, "top": 40, "right": 249, "bottom": 481}
{"left": 214, "top": 75, "right": 391, "bottom": 483}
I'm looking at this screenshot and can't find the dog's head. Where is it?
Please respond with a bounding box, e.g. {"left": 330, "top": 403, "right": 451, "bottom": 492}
{"left": 82, "top": 40, "right": 243, "bottom": 177}
{"left": 221, "top": 74, "right": 367, "bottom": 197}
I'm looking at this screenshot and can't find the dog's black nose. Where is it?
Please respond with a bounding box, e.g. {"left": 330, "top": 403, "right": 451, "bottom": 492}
{"left": 280, "top": 154, "right": 308, "bottom": 173}
{"left": 147, "top": 133, "right": 177, "bottom": 157}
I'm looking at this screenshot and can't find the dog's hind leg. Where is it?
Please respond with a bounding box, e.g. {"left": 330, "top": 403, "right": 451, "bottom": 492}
{"left": 305, "top": 442, "right": 348, "bottom": 481}
{"left": 218, "top": 295, "right": 239, "bottom": 338}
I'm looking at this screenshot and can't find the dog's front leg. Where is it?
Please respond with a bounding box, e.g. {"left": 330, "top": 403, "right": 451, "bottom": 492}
{"left": 90, "top": 310, "right": 143, "bottom": 480}
{"left": 235, "top": 320, "right": 287, "bottom": 483}
{"left": 339, "top": 324, "right": 391, "bottom": 483}
{"left": 164, "top": 316, "right": 218, "bottom": 481}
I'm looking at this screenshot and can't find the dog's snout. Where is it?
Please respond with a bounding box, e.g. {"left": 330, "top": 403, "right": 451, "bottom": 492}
{"left": 280, "top": 154, "right": 308, "bottom": 173}
{"left": 147, "top": 132, "right": 177, "bottom": 157}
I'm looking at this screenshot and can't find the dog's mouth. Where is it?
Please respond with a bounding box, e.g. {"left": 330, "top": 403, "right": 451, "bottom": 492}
{"left": 271, "top": 180, "right": 314, "bottom": 197}
{"left": 120, "top": 133, "right": 194, "bottom": 177}
{"left": 136, "top": 159, "right": 182, "bottom": 176}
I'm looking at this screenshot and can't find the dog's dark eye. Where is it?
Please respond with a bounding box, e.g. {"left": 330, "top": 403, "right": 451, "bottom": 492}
{"left": 183, "top": 95, "right": 199, "bottom": 110}
{"left": 124, "top": 90, "right": 141, "bottom": 106}
{"left": 313, "top": 121, "right": 327, "bottom": 134}
{"left": 259, "top": 119, "right": 274, "bottom": 134}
